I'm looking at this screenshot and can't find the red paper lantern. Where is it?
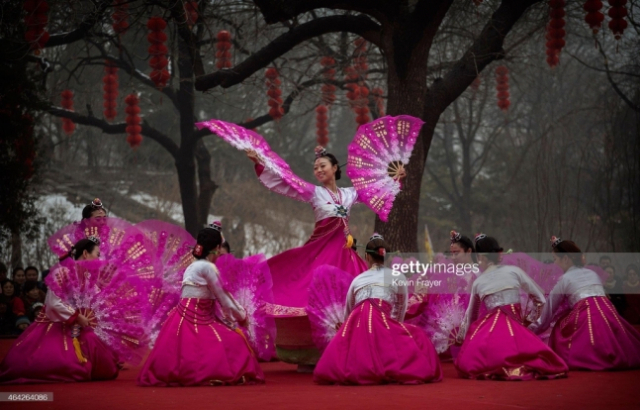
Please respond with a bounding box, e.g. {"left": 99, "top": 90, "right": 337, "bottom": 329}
{"left": 316, "top": 105, "right": 329, "bottom": 147}
{"left": 60, "top": 89, "right": 75, "bottom": 135}
{"left": 185, "top": 1, "right": 199, "bottom": 26}
{"left": 147, "top": 17, "right": 170, "bottom": 89}
{"left": 124, "top": 94, "right": 142, "bottom": 148}
{"left": 265, "top": 68, "right": 283, "bottom": 120}
{"left": 371, "top": 88, "right": 385, "bottom": 117}
{"left": 495, "top": 66, "right": 510, "bottom": 111}
{"left": 23, "top": 0, "right": 49, "bottom": 54}
{"left": 216, "top": 30, "right": 232, "bottom": 69}
{"left": 112, "top": 0, "right": 129, "bottom": 34}
{"left": 608, "top": 0, "right": 628, "bottom": 40}
{"left": 103, "top": 62, "right": 118, "bottom": 121}
{"left": 320, "top": 56, "right": 336, "bottom": 106}
{"left": 583, "top": 1, "right": 605, "bottom": 34}
{"left": 545, "top": 0, "right": 566, "bottom": 68}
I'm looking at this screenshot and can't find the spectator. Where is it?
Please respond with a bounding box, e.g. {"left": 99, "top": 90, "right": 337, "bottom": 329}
{"left": 21, "top": 281, "right": 45, "bottom": 322}
{"left": 0, "top": 262, "right": 7, "bottom": 282}
{"left": 11, "top": 267, "right": 26, "bottom": 297}
{"left": 0, "top": 279, "right": 28, "bottom": 332}
{"left": 24, "top": 266, "right": 47, "bottom": 293}
{"left": 603, "top": 265, "right": 626, "bottom": 315}
{"left": 221, "top": 241, "right": 231, "bottom": 255}
{"left": 599, "top": 255, "right": 612, "bottom": 270}
{"left": 623, "top": 264, "right": 640, "bottom": 325}
{"left": 0, "top": 300, "right": 17, "bottom": 336}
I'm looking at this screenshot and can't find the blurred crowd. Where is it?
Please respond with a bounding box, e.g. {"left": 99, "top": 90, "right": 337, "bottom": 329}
{"left": 0, "top": 262, "right": 47, "bottom": 336}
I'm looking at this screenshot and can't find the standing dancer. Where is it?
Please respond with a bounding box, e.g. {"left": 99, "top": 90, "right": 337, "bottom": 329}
{"left": 454, "top": 235, "right": 568, "bottom": 380}
{"left": 313, "top": 234, "right": 442, "bottom": 385}
{"left": 137, "top": 224, "right": 264, "bottom": 386}
{"left": 0, "top": 238, "right": 123, "bottom": 384}
{"left": 531, "top": 237, "right": 640, "bottom": 370}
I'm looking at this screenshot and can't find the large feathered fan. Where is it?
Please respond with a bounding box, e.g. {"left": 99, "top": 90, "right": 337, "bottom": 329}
{"left": 196, "top": 119, "right": 314, "bottom": 197}
{"left": 346, "top": 115, "right": 423, "bottom": 222}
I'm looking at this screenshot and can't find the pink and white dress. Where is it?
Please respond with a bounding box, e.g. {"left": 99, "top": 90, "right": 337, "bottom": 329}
{"left": 137, "top": 260, "right": 264, "bottom": 386}
{"left": 454, "top": 264, "right": 568, "bottom": 380}
{"left": 532, "top": 266, "right": 640, "bottom": 370}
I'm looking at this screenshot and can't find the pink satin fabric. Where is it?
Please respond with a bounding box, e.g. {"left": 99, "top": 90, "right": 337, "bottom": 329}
{"left": 137, "top": 298, "right": 264, "bottom": 386}
{"left": 314, "top": 299, "right": 443, "bottom": 385}
{"left": 550, "top": 296, "right": 640, "bottom": 370}
{"left": 455, "top": 304, "right": 568, "bottom": 380}
{"left": 267, "top": 217, "right": 367, "bottom": 314}
{"left": 0, "top": 316, "right": 118, "bottom": 384}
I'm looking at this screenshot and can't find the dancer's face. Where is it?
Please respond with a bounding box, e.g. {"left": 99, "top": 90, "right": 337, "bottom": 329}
{"left": 314, "top": 158, "right": 337, "bottom": 184}
{"left": 89, "top": 209, "right": 107, "bottom": 225}
{"left": 82, "top": 245, "right": 101, "bottom": 261}
{"left": 13, "top": 270, "right": 25, "bottom": 284}
{"left": 450, "top": 243, "right": 472, "bottom": 264}
{"left": 2, "top": 282, "right": 14, "bottom": 297}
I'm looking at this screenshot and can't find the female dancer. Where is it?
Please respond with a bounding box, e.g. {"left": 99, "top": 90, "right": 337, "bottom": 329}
{"left": 313, "top": 234, "right": 442, "bottom": 385}
{"left": 532, "top": 237, "right": 640, "bottom": 370}
{"left": 246, "top": 146, "right": 405, "bottom": 364}
{"left": 137, "top": 224, "right": 264, "bottom": 386}
{"left": 0, "top": 238, "right": 120, "bottom": 384}
{"left": 454, "top": 234, "right": 568, "bottom": 380}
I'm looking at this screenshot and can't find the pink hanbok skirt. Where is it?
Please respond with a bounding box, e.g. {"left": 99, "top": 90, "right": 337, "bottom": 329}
{"left": 137, "top": 298, "right": 264, "bottom": 386}
{"left": 550, "top": 296, "right": 640, "bottom": 370}
{"left": 314, "top": 299, "right": 443, "bottom": 385}
{"left": 455, "top": 303, "right": 568, "bottom": 380}
{"left": 0, "top": 315, "right": 118, "bottom": 384}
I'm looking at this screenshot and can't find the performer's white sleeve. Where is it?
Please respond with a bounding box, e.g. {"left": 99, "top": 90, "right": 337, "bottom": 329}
{"left": 255, "top": 164, "right": 315, "bottom": 203}
{"left": 44, "top": 290, "right": 78, "bottom": 324}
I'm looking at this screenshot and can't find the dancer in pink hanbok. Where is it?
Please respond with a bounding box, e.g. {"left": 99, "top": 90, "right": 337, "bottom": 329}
{"left": 313, "top": 234, "right": 442, "bottom": 385}
{"left": 137, "top": 224, "right": 264, "bottom": 386}
{"left": 454, "top": 234, "right": 568, "bottom": 380}
{"left": 0, "top": 237, "right": 143, "bottom": 384}
{"left": 531, "top": 237, "right": 640, "bottom": 370}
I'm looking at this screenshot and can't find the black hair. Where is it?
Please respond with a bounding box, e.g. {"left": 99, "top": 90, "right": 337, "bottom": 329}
{"left": 316, "top": 152, "right": 341, "bottom": 180}
{"left": 0, "top": 279, "right": 15, "bottom": 296}
{"left": 82, "top": 204, "right": 106, "bottom": 219}
{"left": 599, "top": 255, "right": 611, "bottom": 263}
{"left": 221, "top": 241, "right": 231, "bottom": 253}
{"left": 365, "top": 237, "right": 390, "bottom": 264}
{"left": 475, "top": 236, "right": 503, "bottom": 264}
{"left": 22, "top": 281, "right": 39, "bottom": 295}
{"left": 552, "top": 240, "right": 584, "bottom": 267}
{"left": 626, "top": 264, "right": 639, "bottom": 277}
{"left": 193, "top": 228, "right": 223, "bottom": 259}
{"left": 24, "top": 266, "right": 39, "bottom": 275}
{"left": 450, "top": 233, "right": 476, "bottom": 262}
{"left": 59, "top": 238, "right": 100, "bottom": 262}
{"left": 351, "top": 238, "right": 358, "bottom": 251}
{"left": 12, "top": 267, "right": 24, "bottom": 276}
{"left": 0, "top": 262, "right": 7, "bottom": 275}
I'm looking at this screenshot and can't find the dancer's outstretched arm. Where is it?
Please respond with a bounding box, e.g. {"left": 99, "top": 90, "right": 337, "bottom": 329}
{"left": 247, "top": 149, "right": 315, "bottom": 203}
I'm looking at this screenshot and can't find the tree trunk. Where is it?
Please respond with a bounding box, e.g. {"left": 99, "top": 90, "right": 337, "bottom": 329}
{"left": 10, "top": 228, "right": 22, "bottom": 269}
{"left": 195, "top": 140, "right": 218, "bottom": 227}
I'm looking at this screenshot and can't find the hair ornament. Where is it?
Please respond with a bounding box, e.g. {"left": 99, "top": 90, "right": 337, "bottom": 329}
{"left": 193, "top": 244, "right": 203, "bottom": 257}
{"left": 87, "top": 236, "right": 101, "bottom": 245}
{"left": 474, "top": 233, "right": 486, "bottom": 243}
{"left": 206, "top": 221, "right": 222, "bottom": 232}
{"left": 378, "top": 248, "right": 386, "bottom": 257}
{"left": 550, "top": 236, "right": 562, "bottom": 248}
{"left": 369, "top": 233, "right": 384, "bottom": 242}
{"left": 315, "top": 147, "right": 327, "bottom": 159}
{"left": 90, "top": 198, "right": 104, "bottom": 209}
{"left": 450, "top": 230, "right": 461, "bottom": 243}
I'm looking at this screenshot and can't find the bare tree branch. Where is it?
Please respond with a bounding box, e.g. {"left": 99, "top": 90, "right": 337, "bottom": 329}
{"left": 195, "top": 15, "right": 382, "bottom": 91}
{"left": 252, "top": 0, "right": 396, "bottom": 24}
{"left": 47, "top": 106, "right": 180, "bottom": 158}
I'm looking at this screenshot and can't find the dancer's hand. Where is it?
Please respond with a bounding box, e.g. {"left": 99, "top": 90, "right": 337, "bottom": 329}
{"left": 396, "top": 163, "right": 407, "bottom": 180}
{"left": 245, "top": 149, "right": 260, "bottom": 164}
{"left": 76, "top": 314, "right": 90, "bottom": 327}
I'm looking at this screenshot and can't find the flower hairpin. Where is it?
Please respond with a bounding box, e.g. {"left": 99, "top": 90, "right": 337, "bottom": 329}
{"left": 90, "top": 198, "right": 104, "bottom": 209}
{"left": 450, "top": 230, "right": 461, "bottom": 243}
{"left": 550, "top": 236, "right": 562, "bottom": 248}
{"left": 369, "top": 233, "right": 384, "bottom": 242}
{"left": 474, "top": 233, "right": 486, "bottom": 243}
{"left": 193, "top": 244, "right": 204, "bottom": 257}
{"left": 87, "top": 236, "right": 101, "bottom": 245}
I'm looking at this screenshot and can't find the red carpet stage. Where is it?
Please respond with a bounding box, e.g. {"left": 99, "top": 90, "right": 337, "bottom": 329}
{"left": 1, "top": 338, "right": 638, "bottom": 410}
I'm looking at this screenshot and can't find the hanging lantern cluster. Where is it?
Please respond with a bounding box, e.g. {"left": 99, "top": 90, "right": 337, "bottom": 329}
{"left": 125, "top": 94, "right": 142, "bottom": 148}
{"left": 147, "top": 17, "right": 170, "bottom": 89}
{"left": 112, "top": 0, "right": 129, "bottom": 34}
{"left": 608, "top": 0, "right": 628, "bottom": 40}
{"left": 320, "top": 56, "right": 336, "bottom": 106}
{"left": 103, "top": 62, "right": 118, "bottom": 121}
{"left": 265, "top": 68, "right": 283, "bottom": 120}
{"left": 545, "top": 0, "right": 566, "bottom": 68}
{"left": 583, "top": 1, "right": 604, "bottom": 34}
{"left": 185, "top": 1, "right": 199, "bottom": 26}
{"left": 60, "top": 90, "right": 76, "bottom": 135}
{"left": 23, "top": 0, "right": 49, "bottom": 54}
{"left": 495, "top": 66, "right": 510, "bottom": 111}
{"left": 316, "top": 105, "right": 329, "bottom": 147}
{"left": 371, "top": 88, "right": 385, "bottom": 117}
{"left": 353, "top": 38, "right": 370, "bottom": 126}
{"left": 216, "top": 31, "right": 232, "bottom": 69}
